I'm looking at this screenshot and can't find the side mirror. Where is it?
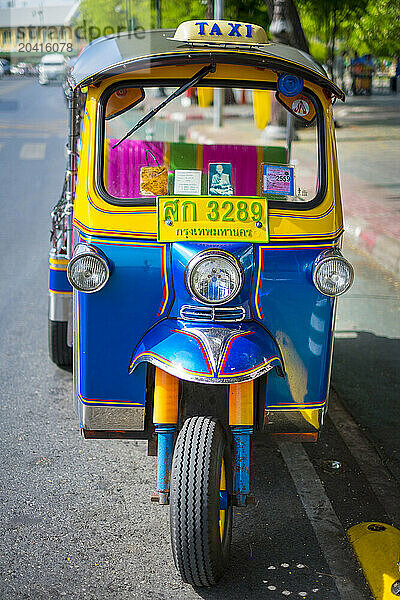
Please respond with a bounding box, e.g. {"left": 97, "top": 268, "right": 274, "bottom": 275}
{"left": 106, "top": 87, "right": 145, "bottom": 120}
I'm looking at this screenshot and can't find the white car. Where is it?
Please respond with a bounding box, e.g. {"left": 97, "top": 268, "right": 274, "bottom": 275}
{"left": 38, "top": 53, "right": 66, "bottom": 85}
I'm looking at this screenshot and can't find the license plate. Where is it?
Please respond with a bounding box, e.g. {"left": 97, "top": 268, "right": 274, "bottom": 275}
{"left": 157, "top": 196, "right": 268, "bottom": 243}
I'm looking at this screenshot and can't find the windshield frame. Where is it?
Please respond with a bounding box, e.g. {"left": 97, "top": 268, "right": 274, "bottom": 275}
{"left": 95, "top": 78, "right": 327, "bottom": 211}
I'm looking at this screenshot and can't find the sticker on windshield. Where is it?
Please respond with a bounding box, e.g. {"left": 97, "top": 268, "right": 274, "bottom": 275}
{"left": 140, "top": 166, "right": 168, "bottom": 196}
{"left": 174, "top": 170, "right": 202, "bottom": 195}
{"left": 262, "top": 164, "right": 294, "bottom": 196}
{"left": 291, "top": 98, "right": 310, "bottom": 116}
{"left": 208, "top": 163, "right": 233, "bottom": 196}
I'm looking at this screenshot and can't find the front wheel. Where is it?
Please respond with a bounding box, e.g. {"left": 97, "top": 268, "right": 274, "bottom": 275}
{"left": 170, "top": 416, "right": 232, "bottom": 586}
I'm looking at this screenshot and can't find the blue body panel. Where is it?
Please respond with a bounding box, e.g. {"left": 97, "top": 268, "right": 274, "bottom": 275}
{"left": 129, "top": 318, "right": 282, "bottom": 383}
{"left": 170, "top": 242, "right": 254, "bottom": 317}
{"left": 75, "top": 238, "right": 171, "bottom": 407}
{"left": 253, "top": 246, "right": 335, "bottom": 410}
{"left": 75, "top": 234, "right": 335, "bottom": 412}
{"left": 49, "top": 267, "right": 72, "bottom": 293}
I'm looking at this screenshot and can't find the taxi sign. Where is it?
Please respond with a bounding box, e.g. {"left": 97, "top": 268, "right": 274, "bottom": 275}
{"left": 173, "top": 20, "right": 269, "bottom": 45}
{"left": 157, "top": 196, "right": 269, "bottom": 243}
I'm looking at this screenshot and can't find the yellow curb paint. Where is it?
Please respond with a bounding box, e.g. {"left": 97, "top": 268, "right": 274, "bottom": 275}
{"left": 347, "top": 522, "right": 400, "bottom": 600}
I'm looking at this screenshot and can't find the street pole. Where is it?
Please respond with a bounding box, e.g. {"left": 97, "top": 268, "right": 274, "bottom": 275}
{"left": 213, "top": 0, "right": 223, "bottom": 128}
{"left": 155, "top": 0, "right": 161, "bottom": 29}
{"left": 262, "top": 0, "right": 293, "bottom": 143}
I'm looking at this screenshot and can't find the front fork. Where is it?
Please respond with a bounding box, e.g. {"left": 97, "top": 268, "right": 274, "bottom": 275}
{"left": 153, "top": 367, "right": 254, "bottom": 506}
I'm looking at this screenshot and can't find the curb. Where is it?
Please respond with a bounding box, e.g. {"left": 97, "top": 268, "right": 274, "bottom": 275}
{"left": 347, "top": 522, "right": 400, "bottom": 599}
{"left": 345, "top": 216, "right": 400, "bottom": 277}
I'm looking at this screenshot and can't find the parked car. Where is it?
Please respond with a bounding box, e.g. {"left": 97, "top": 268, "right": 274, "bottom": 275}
{"left": 0, "top": 59, "right": 11, "bottom": 75}
{"left": 38, "top": 53, "right": 66, "bottom": 85}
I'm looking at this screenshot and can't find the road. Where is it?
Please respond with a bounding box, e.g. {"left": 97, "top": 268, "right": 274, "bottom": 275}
{"left": 0, "top": 78, "right": 399, "bottom": 600}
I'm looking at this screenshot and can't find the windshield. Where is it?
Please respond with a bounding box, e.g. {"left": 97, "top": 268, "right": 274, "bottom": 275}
{"left": 100, "top": 82, "right": 324, "bottom": 208}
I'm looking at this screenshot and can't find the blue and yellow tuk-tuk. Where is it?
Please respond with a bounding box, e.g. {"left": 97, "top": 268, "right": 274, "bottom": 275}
{"left": 48, "top": 19, "right": 353, "bottom": 585}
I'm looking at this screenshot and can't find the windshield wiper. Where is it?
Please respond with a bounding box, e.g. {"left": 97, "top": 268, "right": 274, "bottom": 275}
{"left": 112, "top": 64, "right": 215, "bottom": 149}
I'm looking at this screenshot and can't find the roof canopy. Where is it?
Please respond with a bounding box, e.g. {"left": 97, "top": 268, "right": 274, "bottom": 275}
{"left": 70, "top": 22, "right": 344, "bottom": 100}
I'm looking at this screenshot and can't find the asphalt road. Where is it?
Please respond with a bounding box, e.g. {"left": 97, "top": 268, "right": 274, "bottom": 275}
{"left": 0, "top": 78, "right": 399, "bottom": 600}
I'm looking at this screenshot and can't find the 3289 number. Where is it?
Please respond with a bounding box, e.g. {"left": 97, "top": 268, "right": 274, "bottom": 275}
{"left": 206, "top": 200, "right": 263, "bottom": 222}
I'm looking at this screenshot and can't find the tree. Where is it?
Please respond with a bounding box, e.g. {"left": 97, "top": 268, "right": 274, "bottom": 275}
{"left": 296, "top": 0, "right": 368, "bottom": 73}
{"left": 76, "top": 0, "right": 273, "bottom": 42}
{"left": 349, "top": 0, "right": 400, "bottom": 58}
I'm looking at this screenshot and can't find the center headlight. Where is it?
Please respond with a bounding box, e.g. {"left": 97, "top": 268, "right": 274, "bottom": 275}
{"left": 186, "top": 250, "right": 243, "bottom": 305}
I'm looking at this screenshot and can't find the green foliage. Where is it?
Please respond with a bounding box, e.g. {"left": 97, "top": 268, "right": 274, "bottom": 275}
{"left": 349, "top": 0, "right": 400, "bottom": 58}
{"left": 308, "top": 40, "right": 327, "bottom": 64}
{"left": 296, "top": 0, "right": 400, "bottom": 60}
{"left": 224, "top": 0, "right": 270, "bottom": 30}
{"left": 297, "top": 0, "right": 368, "bottom": 43}
{"left": 157, "top": 0, "right": 206, "bottom": 28}
{"left": 78, "top": 0, "right": 125, "bottom": 39}
{"left": 76, "top": 0, "right": 271, "bottom": 41}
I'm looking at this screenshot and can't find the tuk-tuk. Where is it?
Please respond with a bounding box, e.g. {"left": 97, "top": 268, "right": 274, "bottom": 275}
{"left": 48, "top": 19, "right": 353, "bottom": 586}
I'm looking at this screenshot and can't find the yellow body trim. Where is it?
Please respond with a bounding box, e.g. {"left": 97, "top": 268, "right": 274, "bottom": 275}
{"left": 73, "top": 66, "right": 342, "bottom": 245}
{"left": 347, "top": 522, "right": 400, "bottom": 600}
{"left": 153, "top": 367, "right": 179, "bottom": 424}
{"left": 49, "top": 258, "right": 69, "bottom": 265}
{"left": 229, "top": 381, "right": 254, "bottom": 426}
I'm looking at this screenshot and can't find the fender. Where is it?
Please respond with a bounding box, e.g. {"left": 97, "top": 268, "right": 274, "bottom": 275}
{"left": 129, "top": 319, "right": 283, "bottom": 384}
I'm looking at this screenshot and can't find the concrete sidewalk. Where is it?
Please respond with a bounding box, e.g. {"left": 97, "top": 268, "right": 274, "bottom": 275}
{"left": 183, "top": 94, "right": 400, "bottom": 277}
{"left": 334, "top": 95, "right": 400, "bottom": 276}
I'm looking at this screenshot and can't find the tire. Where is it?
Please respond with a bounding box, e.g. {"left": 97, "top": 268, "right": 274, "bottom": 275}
{"left": 170, "top": 416, "right": 232, "bottom": 586}
{"left": 48, "top": 319, "right": 72, "bottom": 371}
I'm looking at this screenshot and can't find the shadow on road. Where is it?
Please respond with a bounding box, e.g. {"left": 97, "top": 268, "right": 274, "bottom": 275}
{"left": 332, "top": 331, "right": 400, "bottom": 478}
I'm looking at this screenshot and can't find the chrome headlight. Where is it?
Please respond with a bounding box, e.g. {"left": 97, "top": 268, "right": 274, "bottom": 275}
{"left": 186, "top": 250, "right": 243, "bottom": 305}
{"left": 67, "top": 244, "right": 110, "bottom": 293}
{"left": 313, "top": 249, "right": 354, "bottom": 296}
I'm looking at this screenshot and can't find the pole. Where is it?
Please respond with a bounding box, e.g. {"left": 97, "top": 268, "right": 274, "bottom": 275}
{"left": 213, "top": 0, "right": 224, "bottom": 128}
{"left": 155, "top": 0, "right": 161, "bottom": 28}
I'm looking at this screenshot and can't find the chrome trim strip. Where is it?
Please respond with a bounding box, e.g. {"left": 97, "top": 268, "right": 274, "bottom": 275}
{"left": 78, "top": 405, "right": 145, "bottom": 430}
{"left": 133, "top": 354, "right": 276, "bottom": 384}
{"left": 179, "top": 304, "right": 246, "bottom": 322}
{"left": 264, "top": 407, "right": 324, "bottom": 433}
{"left": 48, "top": 292, "right": 73, "bottom": 322}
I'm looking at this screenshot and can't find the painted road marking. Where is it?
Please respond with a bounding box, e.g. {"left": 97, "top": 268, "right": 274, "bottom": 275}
{"left": 19, "top": 143, "right": 46, "bottom": 160}
{"left": 278, "top": 441, "right": 368, "bottom": 599}
{"left": 329, "top": 393, "right": 400, "bottom": 526}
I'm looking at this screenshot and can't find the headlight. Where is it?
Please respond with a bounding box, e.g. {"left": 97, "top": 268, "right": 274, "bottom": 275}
{"left": 186, "top": 250, "right": 243, "bottom": 305}
{"left": 313, "top": 249, "right": 354, "bottom": 296}
{"left": 67, "top": 244, "right": 110, "bottom": 293}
